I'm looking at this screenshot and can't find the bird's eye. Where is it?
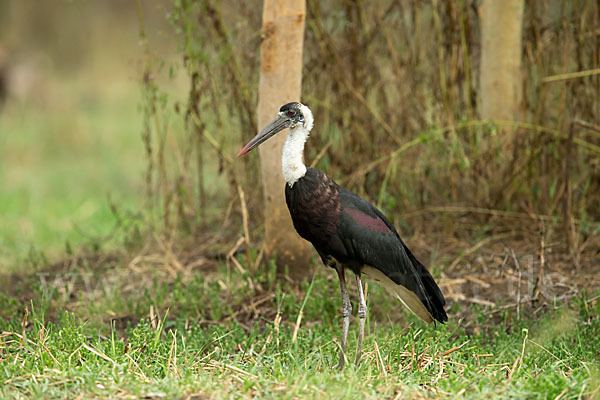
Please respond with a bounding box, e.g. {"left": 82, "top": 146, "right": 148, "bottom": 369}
{"left": 288, "top": 110, "right": 295, "bottom": 116}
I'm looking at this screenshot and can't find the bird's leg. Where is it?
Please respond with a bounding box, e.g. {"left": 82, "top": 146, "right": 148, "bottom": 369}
{"left": 355, "top": 273, "right": 367, "bottom": 366}
{"left": 336, "top": 265, "right": 351, "bottom": 370}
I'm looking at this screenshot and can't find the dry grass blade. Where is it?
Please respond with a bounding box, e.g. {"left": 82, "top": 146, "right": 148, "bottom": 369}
{"left": 261, "top": 308, "right": 282, "bottom": 354}
{"left": 81, "top": 343, "right": 115, "bottom": 365}
{"left": 21, "top": 308, "right": 28, "bottom": 345}
{"left": 291, "top": 310, "right": 303, "bottom": 344}
{"left": 442, "top": 340, "right": 470, "bottom": 357}
{"left": 292, "top": 276, "right": 315, "bottom": 343}
{"left": 554, "top": 387, "right": 569, "bottom": 400}
{"left": 505, "top": 330, "right": 528, "bottom": 387}
{"left": 374, "top": 341, "right": 387, "bottom": 376}
{"left": 167, "top": 330, "right": 181, "bottom": 378}
{"left": 527, "top": 339, "right": 573, "bottom": 372}
{"left": 207, "top": 360, "right": 258, "bottom": 379}
{"left": 417, "top": 346, "right": 430, "bottom": 371}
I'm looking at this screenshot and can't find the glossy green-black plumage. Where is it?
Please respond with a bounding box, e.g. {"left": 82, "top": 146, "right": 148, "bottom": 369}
{"left": 285, "top": 167, "right": 447, "bottom": 323}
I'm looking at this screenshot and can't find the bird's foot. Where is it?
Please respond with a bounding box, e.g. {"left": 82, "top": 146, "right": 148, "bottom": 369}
{"left": 355, "top": 274, "right": 367, "bottom": 367}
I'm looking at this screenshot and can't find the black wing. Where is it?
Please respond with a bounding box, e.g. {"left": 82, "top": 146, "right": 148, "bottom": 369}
{"left": 334, "top": 188, "right": 447, "bottom": 323}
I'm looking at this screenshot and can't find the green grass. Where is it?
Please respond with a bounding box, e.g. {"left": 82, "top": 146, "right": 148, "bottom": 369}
{"left": 0, "top": 1, "right": 185, "bottom": 272}
{"left": 1, "top": 260, "right": 598, "bottom": 399}
{"left": 0, "top": 74, "right": 146, "bottom": 271}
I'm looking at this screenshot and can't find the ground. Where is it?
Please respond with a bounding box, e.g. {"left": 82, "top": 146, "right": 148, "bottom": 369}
{"left": 0, "top": 232, "right": 599, "bottom": 399}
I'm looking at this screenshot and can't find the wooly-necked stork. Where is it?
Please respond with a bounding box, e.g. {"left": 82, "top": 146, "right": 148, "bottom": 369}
{"left": 238, "top": 102, "right": 447, "bottom": 369}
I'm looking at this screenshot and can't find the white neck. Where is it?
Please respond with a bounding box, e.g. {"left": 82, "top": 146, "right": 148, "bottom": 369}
{"left": 281, "top": 103, "right": 314, "bottom": 187}
{"left": 282, "top": 127, "right": 308, "bottom": 186}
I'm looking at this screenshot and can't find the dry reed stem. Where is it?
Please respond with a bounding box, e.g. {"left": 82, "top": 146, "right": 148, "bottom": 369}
{"left": 189, "top": 112, "right": 234, "bottom": 164}
{"left": 149, "top": 1, "right": 600, "bottom": 265}
{"left": 236, "top": 185, "right": 252, "bottom": 271}
{"left": 542, "top": 67, "right": 600, "bottom": 82}
{"left": 309, "top": 142, "right": 332, "bottom": 168}
{"left": 431, "top": 0, "right": 448, "bottom": 111}
{"left": 564, "top": 122, "right": 575, "bottom": 255}
{"left": 533, "top": 227, "right": 546, "bottom": 301}
{"left": 342, "top": 137, "right": 422, "bottom": 186}
{"left": 204, "top": 0, "right": 256, "bottom": 134}
{"left": 306, "top": 0, "right": 402, "bottom": 146}
{"left": 572, "top": 119, "right": 600, "bottom": 133}
{"left": 402, "top": 205, "right": 599, "bottom": 227}
{"left": 420, "top": 120, "right": 600, "bottom": 154}
{"left": 511, "top": 249, "right": 522, "bottom": 320}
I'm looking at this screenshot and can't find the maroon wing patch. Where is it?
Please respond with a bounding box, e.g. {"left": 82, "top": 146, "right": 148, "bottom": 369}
{"left": 344, "top": 208, "right": 391, "bottom": 233}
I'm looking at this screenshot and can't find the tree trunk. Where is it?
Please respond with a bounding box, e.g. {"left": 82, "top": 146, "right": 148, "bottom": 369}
{"left": 479, "top": 0, "right": 524, "bottom": 123}
{"left": 257, "top": 0, "right": 311, "bottom": 279}
{"left": 0, "top": 48, "right": 7, "bottom": 104}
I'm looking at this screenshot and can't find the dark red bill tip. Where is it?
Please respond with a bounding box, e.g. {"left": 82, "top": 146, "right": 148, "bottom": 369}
{"left": 237, "top": 143, "right": 252, "bottom": 157}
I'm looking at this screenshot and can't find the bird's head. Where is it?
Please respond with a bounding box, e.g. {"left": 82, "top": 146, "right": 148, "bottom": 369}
{"left": 237, "top": 102, "right": 313, "bottom": 157}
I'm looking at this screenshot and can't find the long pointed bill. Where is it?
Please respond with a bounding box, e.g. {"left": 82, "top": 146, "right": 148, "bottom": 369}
{"left": 237, "top": 115, "right": 289, "bottom": 157}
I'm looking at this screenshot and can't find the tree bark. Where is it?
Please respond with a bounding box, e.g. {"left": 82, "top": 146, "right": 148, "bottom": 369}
{"left": 257, "top": 0, "right": 311, "bottom": 279}
{"left": 479, "top": 0, "right": 524, "bottom": 122}
{"left": 0, "top": 48, "right": 7, "bottom": 104}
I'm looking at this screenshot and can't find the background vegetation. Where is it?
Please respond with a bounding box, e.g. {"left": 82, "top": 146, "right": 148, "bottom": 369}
{"left": 0, "top": 0, "right": 598, "bottom": 398}
{"left": 150, "top": 0, "right": 600, "bottom": 244}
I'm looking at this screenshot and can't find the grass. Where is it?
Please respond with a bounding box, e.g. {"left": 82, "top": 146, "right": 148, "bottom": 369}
{"left": 1, "top": 259, "right": 598, "bottom": 399}
{"left": 0, "top": 77, "right": 145, "bottom": 270}
{"left": 0, "top": 1, "right": 177, "bottom": 270}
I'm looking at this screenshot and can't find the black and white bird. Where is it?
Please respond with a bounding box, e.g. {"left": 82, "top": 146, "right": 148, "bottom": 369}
{"left": 238, "top": 102, "right": 447, "bottom": 369}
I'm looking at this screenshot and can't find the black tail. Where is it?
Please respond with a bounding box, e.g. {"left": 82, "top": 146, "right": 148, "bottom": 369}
{"left": 406, "top": 248, "right": 448, "bottom": 323}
